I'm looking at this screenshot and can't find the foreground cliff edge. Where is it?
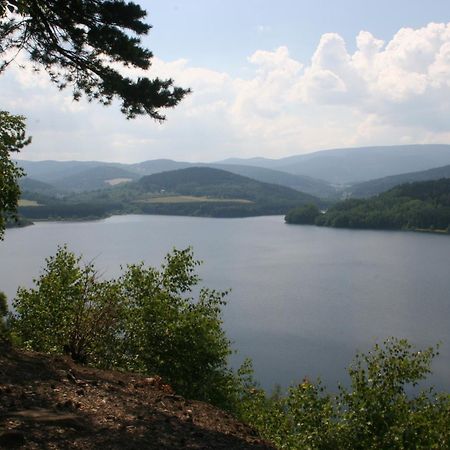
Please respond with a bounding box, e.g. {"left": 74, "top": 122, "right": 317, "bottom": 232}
{"left": 0, "top": 345, "right": 273, "bottom": 449}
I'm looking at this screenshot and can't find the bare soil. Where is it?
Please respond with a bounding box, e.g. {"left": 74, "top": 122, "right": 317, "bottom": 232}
{"left": 0, "top": 344, "right": 274, "bottom": 449}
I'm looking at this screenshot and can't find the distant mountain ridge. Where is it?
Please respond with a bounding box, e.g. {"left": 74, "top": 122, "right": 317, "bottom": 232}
{"left": 349, "top": 165, "right": 450, "bottom": 198}
{"left": 137, "top": 167, "right": 317, "bottom": 206}
{"left": 18, "top": 167, "right": 320, "bottom": 220}
{"left": 219, "top": 144, "right": 450, "bottom": 183}
{"left": 16, "top": 144, "right": 450, "bottom": 195}
{"left": 15, "top": 158, "right": 335, "bottom": 198}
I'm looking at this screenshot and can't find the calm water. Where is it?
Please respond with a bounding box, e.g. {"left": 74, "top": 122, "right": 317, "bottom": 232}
{"left": 1, "top": 215, "right": 450, "bottom": 391}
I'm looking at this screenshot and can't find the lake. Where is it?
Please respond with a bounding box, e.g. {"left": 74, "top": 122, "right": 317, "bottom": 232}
{"left": 1, "top": 214, "right": 450, "bottom": 391}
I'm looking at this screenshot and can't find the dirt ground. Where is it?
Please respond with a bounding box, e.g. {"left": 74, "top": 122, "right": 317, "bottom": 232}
{"left": 0, "top": 343, "right": 274, "bottom": 449}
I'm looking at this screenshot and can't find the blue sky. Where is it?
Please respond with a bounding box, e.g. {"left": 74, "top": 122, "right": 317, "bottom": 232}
{"left": 2, "top": 0, "right": 450, "bottom": 162}
{"left": 145, "top": 0, "right": 450, "bottom": 72}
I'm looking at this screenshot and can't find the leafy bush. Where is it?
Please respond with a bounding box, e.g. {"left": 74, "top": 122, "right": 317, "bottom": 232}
{"left": 11, "top": 245, "right": 241, "bottom": 408}
{"left": 117, "top": 248, "right": 236, "bottom": 405}
{"left": 11, "top": 246, "right": 123, "bottom": 365}
{"left": 239, "top": 338, "right": 450, "bottom": 449}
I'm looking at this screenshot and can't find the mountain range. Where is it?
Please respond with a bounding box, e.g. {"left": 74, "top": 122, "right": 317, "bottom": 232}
{"left": 218, "top": 144, "right": 450, "bottom": 183}
{"left": 16, "top": 144, "right": 450, "bottom": 203}
{"left": 348, "top": 164, "right": 450, "bottom": 198}
{"left": 18, "top": 167, "right": 320, "bottom": 220}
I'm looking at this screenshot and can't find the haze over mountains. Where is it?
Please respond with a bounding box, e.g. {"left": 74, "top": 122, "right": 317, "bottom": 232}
{"left": 219, "top": 145, "right": 450, "bottom": 184}
{"left": 349, "top": 165, "right": 450, "bottom": 198}
{"left": 18, "top": 167, "right": 319, "bottom": 220}
{"left": 16, "top": 144, "right": 450, "bottom": 201}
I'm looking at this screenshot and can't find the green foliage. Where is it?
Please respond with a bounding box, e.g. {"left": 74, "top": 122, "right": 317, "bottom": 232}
{"left": 11, "top": 245, "right": 242, "bottom": 408}
{"left": 285, "top": 204, "right": 321, "bottom": 225}
{"left": 313, "top": 179, "right": 450, "bottom": 232}
{"left": 11, "top": 246, "right": 123, "bottom": 365}
{"left": 0, "top": 111, "right": 31, "bottom": 239}
{"left": 239, "top": 338, "right": 450, "bottom": 449}
{"left": 0, "top": 0, "right": 189, "bottom": 119}
{"left": 18, "top": 167, "right": 323, "bottom": 220}
{"left": 350, "top": 164, "right": 450, "bottom": 198}
{"left": 117, "top": 248, "right": 235, "bottom": 404}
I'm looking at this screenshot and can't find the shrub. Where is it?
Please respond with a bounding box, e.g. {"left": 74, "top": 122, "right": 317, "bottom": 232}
{"left": 239, "top": 338, "right": 450, "bottom": 449}
{"left": 11, "top": 245, "right": 241, "bottom": 408}
{"left": 117, "top": 248, "right": 235, "bottom": 405}
{"left": 11, "top": 246, "right": 123, "bottom": 365}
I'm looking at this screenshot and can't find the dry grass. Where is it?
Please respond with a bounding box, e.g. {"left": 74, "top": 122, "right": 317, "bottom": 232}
{"left": 18, "top": 199, "right": 40, "bottom": 207}
{"left": 104, "top": 178, "right": 133, "bottom": 186}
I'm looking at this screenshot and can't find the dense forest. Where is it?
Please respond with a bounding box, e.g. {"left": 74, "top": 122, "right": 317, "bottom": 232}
{"left": 349, "top": 164, "right": 450, "bottom": 198}
{"left": 17, "top": 167, "right": 322, "bottom": 220}
{"left": 286, "top": 178, "right": 450, "bottom": 232}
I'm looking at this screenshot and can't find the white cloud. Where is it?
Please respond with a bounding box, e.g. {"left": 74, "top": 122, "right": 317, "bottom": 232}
{"left": 2, "top": 22, "right": 450, "bottom": 162}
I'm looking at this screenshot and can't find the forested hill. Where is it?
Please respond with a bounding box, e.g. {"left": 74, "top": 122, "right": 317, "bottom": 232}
{"left": 350, "top": 164, "right": 450, "bottom": 198}
{"left": 16, "top": 158, "right": 336, "bottom": 198}
{"left": 131, "top": 167, "right": 320, "bottom": 217}
{"left": 18, "top": 167, "right": 321, "bottom": 220}
{"left": 286, "top": 178, "right": 450, "bottom": 232}
{"left": 138, "top": 167, "right": 316, "bottom": 203}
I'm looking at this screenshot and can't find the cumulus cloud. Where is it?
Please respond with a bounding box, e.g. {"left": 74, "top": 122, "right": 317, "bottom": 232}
{"left": 2, "top": 22, "right": 450, "bottom": 162}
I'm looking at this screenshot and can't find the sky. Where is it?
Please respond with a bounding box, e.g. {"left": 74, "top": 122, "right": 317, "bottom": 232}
{"left": 2, "top": 0, "right": 450, "bottom": 163}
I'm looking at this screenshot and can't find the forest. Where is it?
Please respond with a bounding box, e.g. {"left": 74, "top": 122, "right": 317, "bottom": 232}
{"left": 286, "top": 178, "right": 450, "bottom": 232}
{"left": 17, "top": 167, "right": 322, "bottom": 220}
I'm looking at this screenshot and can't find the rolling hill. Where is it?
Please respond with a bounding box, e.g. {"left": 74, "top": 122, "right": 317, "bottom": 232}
{"left": 208, "top": 164, "right": 337, "bottom": 198}
{"left": 17, "top": 144, "right": 450, "bottom": 196}
{"left": 130, "top": 167, "right": 321, "bottom": 217}
{"left": 349, "top": 164, "right": 450, "bottom": 198}
{"left": 15, "top": 158, "right": 336, "bottom": 197}
{"left": 18, "top": 167, "right": 321, "bottom": 220}
{"left": 50, "top": 165, "right": 139, "bottom": 192}
{"left": 19, "top": 177, "right": 59, "bottom": 196}
{"left": 219, "top": 144, "right": 450, "bottom": 184}
{"left": 16, "top": 160, "right": 107, "bottom": 182}
{"left": 292, "top": 178, "right": 450, "bottom": 232}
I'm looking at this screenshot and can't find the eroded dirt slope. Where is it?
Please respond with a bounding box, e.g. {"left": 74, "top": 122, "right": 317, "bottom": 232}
{"left": 0, "top": 344, "right": 274, "bottom": 449}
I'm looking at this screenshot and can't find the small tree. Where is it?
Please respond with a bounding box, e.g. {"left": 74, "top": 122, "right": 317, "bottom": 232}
{"left": 11, "top": 246, "right": 240, "bottom": 407}
{"left": 12, "top": 245, "right": 123, "bottom": 365}
{"left": 240, "top": 338, "right": 450, "bottom": 449}
{"left": 119, "top": 248, "right": 234, "bottom": 404}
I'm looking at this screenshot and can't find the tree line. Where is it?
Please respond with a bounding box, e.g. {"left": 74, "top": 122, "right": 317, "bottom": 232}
{"left": 286, "top": 178, "right": 450, "bottom": 232}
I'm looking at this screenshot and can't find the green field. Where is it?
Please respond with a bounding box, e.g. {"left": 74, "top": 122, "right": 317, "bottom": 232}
{"left": 135, "top": 195, "right": 253, "bottom": 204}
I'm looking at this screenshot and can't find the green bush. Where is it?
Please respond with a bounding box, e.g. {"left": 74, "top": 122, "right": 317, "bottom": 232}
{"left": 11, "top": 245, "right": 241, "bottom": 408}
{"left": 117, "top": 248, "right": 236, "bottom": 405}
{"left": 11, "top": 246, "right": 123, "bottom": 365}
{"left": 239, "top": 338, "right": 450, "bottom": 449}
